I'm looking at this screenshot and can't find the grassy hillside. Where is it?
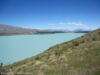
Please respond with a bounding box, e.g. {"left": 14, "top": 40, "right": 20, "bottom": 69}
{"left": 4, "top": 29, "right": 100, "bottom": 75}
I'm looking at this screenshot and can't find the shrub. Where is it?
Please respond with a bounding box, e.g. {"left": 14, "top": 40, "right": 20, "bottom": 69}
{"left": 35, "top": 57, "right": 40, "bottom": 60}
{"left": 55, "top": 50, "right": 60, "bottom": 56}
{"left": 92, "top": 38, "right": 96, "bottom": 41}
{"left": 72, "top": 41, "right": 79, "bottom": 46}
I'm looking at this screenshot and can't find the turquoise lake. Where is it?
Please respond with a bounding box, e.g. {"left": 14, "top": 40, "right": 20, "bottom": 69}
{"left": 0, "top": 33, "right": 85, "bottom": 65}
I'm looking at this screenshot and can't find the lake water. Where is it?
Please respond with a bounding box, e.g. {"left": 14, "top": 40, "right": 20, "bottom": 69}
{"left": 0, "top": 33, "right": 85, "bottom": 65}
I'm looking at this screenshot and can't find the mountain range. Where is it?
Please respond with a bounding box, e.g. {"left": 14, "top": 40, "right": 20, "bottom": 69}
{"left": 0, "top": 24, "right": 90, "bottom": 35}
{"left": 0, "top": 24, "right": 67, "bottom": 35}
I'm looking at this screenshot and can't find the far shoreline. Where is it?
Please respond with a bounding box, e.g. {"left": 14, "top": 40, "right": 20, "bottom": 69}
{"left": 0, "top": 32, "right": 88, "bottom": 36}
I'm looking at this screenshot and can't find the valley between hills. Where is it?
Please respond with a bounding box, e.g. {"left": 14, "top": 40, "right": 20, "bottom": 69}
{"left": 1, "top": 29, "right": 99, "bottom": 75}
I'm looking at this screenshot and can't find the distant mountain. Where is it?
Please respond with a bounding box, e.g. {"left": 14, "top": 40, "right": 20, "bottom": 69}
{"left": 4, "top": 29, "right": 100, "bottom": 75}
{"left": 0, "top": 24, "right": 69, "bottom": 35}
{"left": 0, "top": 24, "right": 38, "bottom": 35}
{"left": 74, "top": 29, "right": 92, "bottom": 33}
{"left": 0, "top": 24, "right": 90, "bottom": 36}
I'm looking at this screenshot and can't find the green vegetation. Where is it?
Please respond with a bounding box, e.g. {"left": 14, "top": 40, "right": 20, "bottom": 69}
{"left": 0, "top": 63, "right": 7, "bottom": 75}
{"left": 5, "top": 29, "right": 100, "bottom": 75}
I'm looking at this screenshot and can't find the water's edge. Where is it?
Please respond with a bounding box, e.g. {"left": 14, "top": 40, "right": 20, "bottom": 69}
{"left": 0, "top": 33, "right": 85, "bottom": 65}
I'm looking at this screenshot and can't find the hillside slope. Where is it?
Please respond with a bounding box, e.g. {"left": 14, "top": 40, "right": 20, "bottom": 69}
{"left": 5, "top": 29, "right": 100, "bottom": 75}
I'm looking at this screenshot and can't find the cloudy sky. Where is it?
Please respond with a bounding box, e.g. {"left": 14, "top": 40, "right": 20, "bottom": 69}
{"left": 0, "top": 0, "right": 100, "bottom": 30}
